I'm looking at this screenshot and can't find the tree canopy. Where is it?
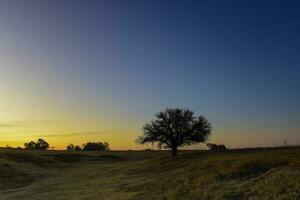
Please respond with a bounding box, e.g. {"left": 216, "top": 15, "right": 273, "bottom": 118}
{"left": 137, "top": 108, "right": 212, "bottom": 156}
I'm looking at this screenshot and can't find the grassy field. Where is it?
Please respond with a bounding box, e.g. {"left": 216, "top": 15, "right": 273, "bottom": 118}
{"left": 0, "top": 147, "right": 299, "bottom": 200}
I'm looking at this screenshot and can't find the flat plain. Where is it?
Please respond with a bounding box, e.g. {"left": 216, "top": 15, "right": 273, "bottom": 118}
{"left": 0, "top": 147, "right": 299, "bottom": 200}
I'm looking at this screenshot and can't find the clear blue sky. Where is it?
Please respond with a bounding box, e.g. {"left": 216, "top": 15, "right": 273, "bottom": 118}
{"left": 0, "top": 0, "right": 299, "bottom": 149}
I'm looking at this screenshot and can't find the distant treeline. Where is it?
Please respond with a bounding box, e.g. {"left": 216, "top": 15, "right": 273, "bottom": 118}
{"left": 24, "top": 139, "right": 50, "bottom": 150}
{"left": 22, "top": 138, "right": 110, "bottom": 151}
{"left": 206, "top": 143, "right": 227, "bottom": 151}
{"left": 66, "top": 142, "right": 110, "bottom": 151}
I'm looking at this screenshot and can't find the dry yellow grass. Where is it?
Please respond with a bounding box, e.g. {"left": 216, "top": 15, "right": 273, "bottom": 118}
{"left": 0, "top": 147, "right": 299, "bottom": 200}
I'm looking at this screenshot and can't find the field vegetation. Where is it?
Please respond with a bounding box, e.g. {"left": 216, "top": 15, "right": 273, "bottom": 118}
{"left": 0, "top": 147, "right": 299, "bottom": 200}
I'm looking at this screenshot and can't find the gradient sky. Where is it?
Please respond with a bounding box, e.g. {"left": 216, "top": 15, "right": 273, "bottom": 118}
{"left": 0, "top": 0, "right": 299, "bottom": 150}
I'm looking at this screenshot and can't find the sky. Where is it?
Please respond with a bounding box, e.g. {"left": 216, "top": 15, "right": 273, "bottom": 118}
{"left": 0, "top": 0, "right": 299, "bottom": 150}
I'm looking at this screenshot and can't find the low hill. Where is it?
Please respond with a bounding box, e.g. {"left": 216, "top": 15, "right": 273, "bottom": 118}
{"left": 0, "top": 147, "right": 299, "bottom": 200}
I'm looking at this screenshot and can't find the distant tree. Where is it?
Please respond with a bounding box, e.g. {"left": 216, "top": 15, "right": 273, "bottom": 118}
{"left": 207, "top": 143, "right": 227, "bottom": 151}
{"left": 36, "top": 138, "right": 50, "bottom": 150}
{"left": 137, "top": 108, "right": 212, "bottom": 156}
{"left": 218, "top": 144, "right": 227, "bottom": 150}
{"left": 24, "top": 141, "right": 37, "bottom": 149}
{"left": 206, "top": 143, "right": 216, "bottom": 150}
{"left": 82, "top": 142, "right": 110, "bottom": 151}
{"left": 103, "top": 142, "right": 110, "bottom": 150}
{"left": 24, "top": 139, "right": 49, "bottom": 150}
{"left": 66, "top": 144, "right": 75, "bottom": 151}
{"left": 74, "top": 145, "right": 82, "bottom": 151}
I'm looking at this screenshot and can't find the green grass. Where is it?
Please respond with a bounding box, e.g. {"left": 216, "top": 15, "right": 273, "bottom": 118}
{"left": 0, "top": 147, "right": 299, "bottom": 200}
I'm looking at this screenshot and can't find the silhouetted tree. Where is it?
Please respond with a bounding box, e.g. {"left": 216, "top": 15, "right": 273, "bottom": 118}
{"left": 137, "top": 108, "right": 212, "bottom": 156}
{"left": 24, "top": 141, "right": 36, "bottom": 149}
{"left": 82, "top": 142, "right": 110, "bottom": 151}
{"left": 24, "top": 138, "right": 49, "bottom": 150}
{"left": 66, "top": 144, "right": 75, "bottom": 151}
{"left": 207, "top": 143, "right": 227, "bottom": 151}
{"left": 36, "top": 138, "right": 50, "bottom": 150}
{"left": 74, "top": 145, "right": 82, "bottom": 151}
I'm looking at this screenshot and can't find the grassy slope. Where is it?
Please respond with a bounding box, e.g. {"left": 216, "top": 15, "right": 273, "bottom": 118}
{"left": 0, "top": 148, "right": 299, "bottom": 200}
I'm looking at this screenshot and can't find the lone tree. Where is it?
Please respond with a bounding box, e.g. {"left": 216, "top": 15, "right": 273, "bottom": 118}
{"left": 137, "top": 108, "right": 212, "bottom": 156}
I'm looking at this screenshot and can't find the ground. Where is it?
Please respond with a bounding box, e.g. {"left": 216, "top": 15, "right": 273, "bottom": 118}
{"left": 0, "top": 147, "right": 299, "bottom": 200}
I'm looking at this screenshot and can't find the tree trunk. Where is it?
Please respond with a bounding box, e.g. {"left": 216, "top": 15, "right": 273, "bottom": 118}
{"left": 171, "top": 146, "right": 178, "bottom": 156}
